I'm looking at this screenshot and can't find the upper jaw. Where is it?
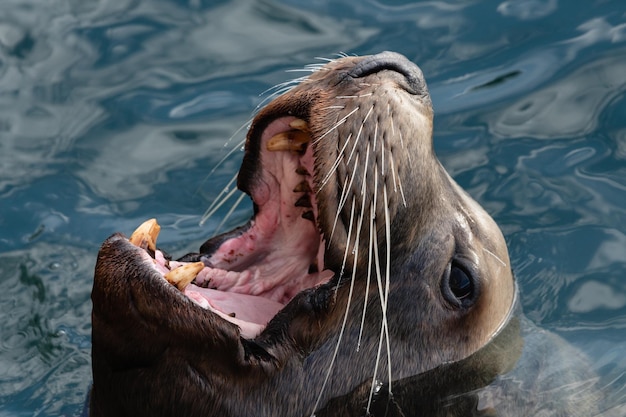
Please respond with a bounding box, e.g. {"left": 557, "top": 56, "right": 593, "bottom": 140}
{"left": 125, "top": 105, "right": 337, "bottom": 338}
{"left": 99, "top": 52, "right": 435, "bottom": 342}
{"left": 237, "top": 88, "right": 316, "bottom": 197}
{"left": 195, "top": 111, "right": 332, "bottom": 289}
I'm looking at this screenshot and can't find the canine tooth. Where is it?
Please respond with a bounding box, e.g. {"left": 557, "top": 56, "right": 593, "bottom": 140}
{"left": 296, "top": 166, "right": 310, "bottom": 176}
{"left": 289, "top": 118, "right": 309, "bottom": 131}
{"left": 293, "top": 181, "right": 312, "bottom": 193}
{"left": 164, "top": 262, "right": 204, "bottom": 291}
{"left": 295, "top": 194, "right": 312, "bottom": 208}
{"left": 266, "top": 130, "right": 310, "bottom": 152}
{"left": 129, "top": 218, "right": 160, "bottom": 252}
{"left": 302, "top": 210, "right": 315, "bottom": 222}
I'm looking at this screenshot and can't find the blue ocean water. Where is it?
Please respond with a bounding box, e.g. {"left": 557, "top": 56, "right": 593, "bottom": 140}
{"left": 1, "top": 0, "right": 625, "bottom": 415}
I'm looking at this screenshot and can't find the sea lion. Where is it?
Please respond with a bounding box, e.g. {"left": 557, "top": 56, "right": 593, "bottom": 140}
{"left": 89, "top": 51, "right": 600, "bottom": 416}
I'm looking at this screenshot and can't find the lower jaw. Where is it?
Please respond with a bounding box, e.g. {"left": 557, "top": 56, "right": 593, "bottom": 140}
{"left": 128, "top": 218, "right": 333, "bottom": 339}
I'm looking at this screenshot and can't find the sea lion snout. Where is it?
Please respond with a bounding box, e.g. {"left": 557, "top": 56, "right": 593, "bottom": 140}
{"left": 348, "top": 51, "right": 430, "bottom": 100}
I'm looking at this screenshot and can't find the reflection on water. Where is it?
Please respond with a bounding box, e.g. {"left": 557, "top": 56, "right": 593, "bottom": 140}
{"left": 491, "top": 50, "right": 626, "bottom": 138}
{"left": 1, "top": 0, "right": 625, "bottom": 415}
{"left": 0, "top": 243, "right": 92, "bottom": 416}
{"left": 497, "top": 0, "right": 558, "bottom": 20}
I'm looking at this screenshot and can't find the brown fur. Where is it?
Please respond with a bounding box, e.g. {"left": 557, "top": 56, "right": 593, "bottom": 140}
{"left": 90, "top": 52, "right": 598, "bottom": 417}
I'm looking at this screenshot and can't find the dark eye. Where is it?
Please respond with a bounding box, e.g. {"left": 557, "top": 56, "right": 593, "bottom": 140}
{"left": 449, "top": 265, "right": 472, "bottom": 300}
{"left": 441, "top": 261, "right": 476, "bottom": 308}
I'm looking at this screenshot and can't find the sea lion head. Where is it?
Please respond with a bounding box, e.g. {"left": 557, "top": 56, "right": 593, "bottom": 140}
{"left": 236, "top": 50, "right": 515, "bottom": 363}
{"left": 91, "top": 51, "right": 516, "bottom": 416}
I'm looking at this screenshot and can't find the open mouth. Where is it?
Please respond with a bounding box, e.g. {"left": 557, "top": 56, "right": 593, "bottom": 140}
{"left": 129, "top": 116, "right": 334, "bottom": 339}
{"left": 121, "top": 52, "right": 430, "bottom": 342}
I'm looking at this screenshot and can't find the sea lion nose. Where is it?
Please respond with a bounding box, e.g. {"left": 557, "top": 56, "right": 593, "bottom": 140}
{"left": 348, "top": 51, "right": 427, "bottom": 96}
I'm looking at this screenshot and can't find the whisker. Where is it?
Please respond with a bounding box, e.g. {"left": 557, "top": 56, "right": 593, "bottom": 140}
{"left": 335, "top": 197, "right": 356, "bottom": 293}
{"left": 345, "top": 105, "right": 373, "bottom": 165}
{"left": 193, "top": 119, "right": 249, "bottom": 200}
{"left": 355, "top": 144, "right": 371, "bottom": 352}
{"left": 313, "top": 107, "right": 360, "bottom": 145}
{"left": 397, "top": 173, "right": 407, "bottom": 208}
{"left": 398, "top": 127, "right": 405, "bottom": 150}
{"left": 367, "top": 184, "right": 394, "bottom": 409}
{"left": 220, "top": 118, "right": 251, "bottom": 149}
{"left": 207, "top": 137, "right": 246, "bottom": 176}
{"left": 254, "top": 77, "right": 306, "bottom": 113}
{"left": 351, "top": 202, "right": 365, "bottom": 350}
{"left": 320, "top": 132, "right": 353, "bottom": 190}
{"left": 287, "top": 60, "right": 330, "bottom": 73}
{"left": 314, "top": 56, "right": 337, "bottom": 63}
{"left": 330, "top": 154, "right": 359, "bottom": 242}
{"left": 368, "top": 215, "right": 387, "bottom": 413}
{"left": 312, "top": 198, "right": 358, "bottom": 416}
{"left": 380, "top": 135, "right": 385, "bottom": 177}
{"left": 199, "top": 174, "right": 239, "bottom": 226}
{"left": 211, "top": 192, "right": 247, "bottom": 235}
{"left": 388, "top": 108, "right": 408, "bottom": 205}
{"left": 357, "top": 200, "right": 375, "bottom": 351}
{"left": 389, "top": 148, "right": 399, "bottom": 193}
{"left": 260, "top": 77, "right": 305, "bottom": 97}
{"left": 336, "top": 93, "right": 373, "bottom": 99}
{"left": 324, "top": 104, "right": 373, "bottom": 211}
{"left": 381, "top": 108, "right": 389, "bottom": 177}
{"left": 372, "top": 121, "right": 378, "bottom": 154}
{"left": 330, "top": 175, "right": 350, "bottom": 242}
{"left": 367, "top": 311, "right": 387, "bottom": 414}
{"left": 383, "top": 183, "right": 393, "bottom": 395}
{"left": 483, "top": 248, "right": 508, "bottom": 268}
{"left": 260, "top": 82, "right": 299, "bottom": 98}
{"left": 285, "top": 66, "right": 316, "bottom": 72}
{"left": 388, "top": 150, "right": 407, "bottom": 207}
{"left": 284, "top": 68, "right": 321, "bottom": 73}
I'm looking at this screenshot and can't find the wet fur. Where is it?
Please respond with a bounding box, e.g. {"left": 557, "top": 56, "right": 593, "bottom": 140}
{"left": 90, "top": 52, "right": 600, "bottom": 416}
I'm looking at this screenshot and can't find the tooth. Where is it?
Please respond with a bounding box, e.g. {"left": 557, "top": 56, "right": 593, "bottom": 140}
{"left": 164, "top": 262, "right": 204, "bottom": 291}
{"left": 129, "top": 218, "right": 160, "bottom": 252}
{"left": 266, "top": 130, "right": 310, "bottom": 152}
{"left": 289, "top": 118, "right": 309, "bottom": 132}
{"left": 302, "top": 211, "right": 315, "bottom": 222}
{"left": 296, "top": 166, "right": 310, "bottom": 176}
{"left": 295, "top": 194, "right": 312, "bottom": 208}
{"left": 293, "top": 181, "right": 312, "bottom": 193}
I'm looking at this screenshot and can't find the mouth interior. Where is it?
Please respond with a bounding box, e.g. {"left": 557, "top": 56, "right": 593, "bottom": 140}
{"left": 142, "top": 116, "right": 334, "bottom": 339}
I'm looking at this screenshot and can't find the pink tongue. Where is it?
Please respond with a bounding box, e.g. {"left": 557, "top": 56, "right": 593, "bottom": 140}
{"left": 184, "top": 284, "right": 283, "bottom": 325}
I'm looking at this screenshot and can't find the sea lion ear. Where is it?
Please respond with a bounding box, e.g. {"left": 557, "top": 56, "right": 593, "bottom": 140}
{"left": 440, "top": 259, "right": 480, "bottom": 309}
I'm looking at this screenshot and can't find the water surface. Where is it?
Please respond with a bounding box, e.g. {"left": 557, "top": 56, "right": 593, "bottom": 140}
{"left": 1, "top": 0, "right": 625, "bottom": 415}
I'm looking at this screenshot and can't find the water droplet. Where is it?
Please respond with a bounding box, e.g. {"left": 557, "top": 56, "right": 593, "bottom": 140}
{"left": 374, "top": 380, "right": 383, "bottom": 393}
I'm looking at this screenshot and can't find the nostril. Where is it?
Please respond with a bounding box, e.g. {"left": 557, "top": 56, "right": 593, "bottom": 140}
{"left": 348, "top": 51, "right": 426, "bottom": 95}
